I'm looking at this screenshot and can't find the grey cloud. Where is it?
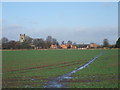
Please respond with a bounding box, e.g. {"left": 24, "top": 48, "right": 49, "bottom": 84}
{"left": 3, "top": 24, "right": 24, "bottom": 30}
{"left": 2, "top": 24, "right": 26, "bottom": 40}
{"left": 71, "top": 26, "right": 118, "bottom": 44}
{"left": 29, "top": 26, "right": 117, "bottom": 44}
{"left": 2, "top": 24, "right": 118, "bottom": 44}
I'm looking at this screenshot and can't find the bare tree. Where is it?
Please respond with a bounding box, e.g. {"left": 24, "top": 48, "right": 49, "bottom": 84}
{"left": 103, "top": 39, "right": 109, "bottom": 47}
{"left": 1, "top": 37, "right": 8, "bottom": 44}
{"left": 33, "top": 38, "right": 45, "bottom": 48}
{"left": 24, "top": 36, "right": 33, "bottom": 44}
{"left": 46, "top": 36, "right": 52, "bottom": 42}
{"left": 73, "top": 42, "right": 77, "bottom": 45}
{"left": 61, "top": 41, "right": 64, "bottom": 44}
{"left": 116, "top": 37, "right": 120, "bottom": 48}
{"left": 67, "top": 40, "right": 72, "bottom": 45}
{"left": 52, "top": 38, "right": 59, "bottom": 45}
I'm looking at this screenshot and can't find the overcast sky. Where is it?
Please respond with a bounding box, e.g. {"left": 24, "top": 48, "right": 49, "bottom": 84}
{"left": 2, "top": 2, "right": 118, "bottom": 45}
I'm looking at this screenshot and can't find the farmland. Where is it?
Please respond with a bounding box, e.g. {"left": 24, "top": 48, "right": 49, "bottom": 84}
{"left": 2, "top": 49, "right": 118, "bottom": 88}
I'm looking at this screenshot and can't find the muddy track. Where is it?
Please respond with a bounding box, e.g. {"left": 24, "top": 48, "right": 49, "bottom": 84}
{"left": 44, "top": 51, "right": 106, "bottom": 88}
{"left": 3, "top": 60, "right": 86, "bottom": 73}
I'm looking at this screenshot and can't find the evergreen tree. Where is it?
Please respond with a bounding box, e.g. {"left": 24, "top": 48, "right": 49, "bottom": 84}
{"left": 116, "top": 37, "right": 120, "bottom": 48}
{"left": 103, "top": 39, "right": 109, "bottom": 47}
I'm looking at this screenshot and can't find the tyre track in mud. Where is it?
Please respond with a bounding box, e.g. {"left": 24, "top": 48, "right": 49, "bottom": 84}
{"left": 3, "top": 60, "right": 86, "bottom": 73}
{"left": 3, "top": 60, "right": 88, "bottom": 87}
{"left": 44, "top": 51, "right": 106, "bottom": 88}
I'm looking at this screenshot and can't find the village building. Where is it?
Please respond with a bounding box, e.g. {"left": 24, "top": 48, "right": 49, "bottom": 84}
{"left": 50, "top": 44, "right": 58, "bottom": 49}
{"left": 89, "top": 43, "right": 99, "bottom": 48}
{"left": 70, "top": 45, "right": 77, "bottom": 49}
{"left": 60, "top": 44, "right": 68, "bottom": 49}
{"left": 107, "top": 45, "right": 115, "bottom": 48}
{"left": 20, "top": 34, "right": 25, "bottom": 43}
{"left": 77, "top": 44, "right": 89, "bottom": 49}
{"left": 60, "top": 44, "right": 77, "bottom": 49}
{"left": 30, "top": 44, "right": 36, "bottom": 49}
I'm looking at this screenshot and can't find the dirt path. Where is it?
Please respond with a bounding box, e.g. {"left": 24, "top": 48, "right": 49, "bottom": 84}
{"left": 44, "top": 51, "right": 106, "bottom": 88}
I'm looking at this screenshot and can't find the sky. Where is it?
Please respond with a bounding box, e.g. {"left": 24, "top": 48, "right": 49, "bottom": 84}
{"left": 2, "top": 2, "right": 118, "bottom": 45}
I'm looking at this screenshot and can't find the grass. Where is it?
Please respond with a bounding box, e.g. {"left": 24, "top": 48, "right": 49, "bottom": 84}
{"left": 69, "top": 49, "right": 118, "bottom": 88}
{"left": 2, "top": 49, "right": 118, "bottom": 88}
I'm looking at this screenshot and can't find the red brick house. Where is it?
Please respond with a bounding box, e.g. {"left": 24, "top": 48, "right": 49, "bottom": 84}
{"left": 50, "top": 44, "right": 58, "bottom": 49}
{"left": 89, "top": 43, "right": 99, "bottom": 48}
{"left": 70, "top": 45, "right": 77, "bottom": 49}
{"left": 60, "top": 44, "right": 68, "bottom": 49}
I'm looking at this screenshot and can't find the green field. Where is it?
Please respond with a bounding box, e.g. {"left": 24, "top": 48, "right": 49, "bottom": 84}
{"left": 2, "top": 49, "right": 118, "bottom": 88}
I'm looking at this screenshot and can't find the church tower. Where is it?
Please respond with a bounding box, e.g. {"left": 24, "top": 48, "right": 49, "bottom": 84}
{"left": 20, "top": 34, "right": 25, "bottom": 42}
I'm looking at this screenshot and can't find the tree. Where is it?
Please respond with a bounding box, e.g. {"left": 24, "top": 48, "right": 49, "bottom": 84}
{"left": 45, "top": 36, "right": 59, "bottom": 48}
{"left": 1, "top": 37, "right": 8, "bottom": 44}
{"left": 73, "top": 42, "right": 77, "bottom": 45}
{"left": 24, "top": 36, "right": 32, "bottom": 44}
{"left": 33, "top": 38, "right": 45, "bottom": 49}
{"left": 2, "top": 40, "right": 20, "bottom": 49}
{"left": 7, "top": 40, "right": 18, "bottom": 49}
{"left": 20, "top": 43, "right": 32, "bottom": 49}
{"left": 51, "top": 38, "right": 59, "bottom": 45}
{"left": 18, "top": 36, "right": 33, "bottom": 49}
{"left": 67, "top": 40, "right": 72, "bottom": 49}
{"left": 46, "top": 36, "right": 52, "bottom": 42}
{"left": 45, "top": 36, "right": 52, "bottom": 48}
{"left": 61, "top": 41, "right": 64, "bottom": 44}
{"left": 67, "top": 40, "right": 72, "bottom": 45}
{"left": 1, "top": 37, "right": 9, "bottom": 49}
{"left": 116, "top": 37, "right": 120, "bottom": 48}
{"left": 103, "top": 39, "right": 109, "bottom": 47}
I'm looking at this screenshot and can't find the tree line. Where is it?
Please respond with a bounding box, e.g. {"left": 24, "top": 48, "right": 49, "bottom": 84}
{"left": 1, "top": 36, "right": 59, "bottom": 49}
{"left": 0, "top": 35, "right": 120, "bottom": 49}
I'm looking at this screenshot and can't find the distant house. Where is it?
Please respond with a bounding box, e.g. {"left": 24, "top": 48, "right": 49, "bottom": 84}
{"left": 77, "top": 44, "right": 89, "bottom": 49}
{"left": 30, "top": 44, "right": 36, "bottom": 49}
{"left": 70, "top": 45, "right": 77, "bottom": 49}
{"left": 108, "top": 45, "right": 115, "bottom": 48}
{"left": 89, "top": 43, "right": 99, "bottom": 48}
{"left": 50, "top": 44, "right": 58, "bottom": 49}
{"left": 60, "top": 44, "right": 68, "bottom": 49}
